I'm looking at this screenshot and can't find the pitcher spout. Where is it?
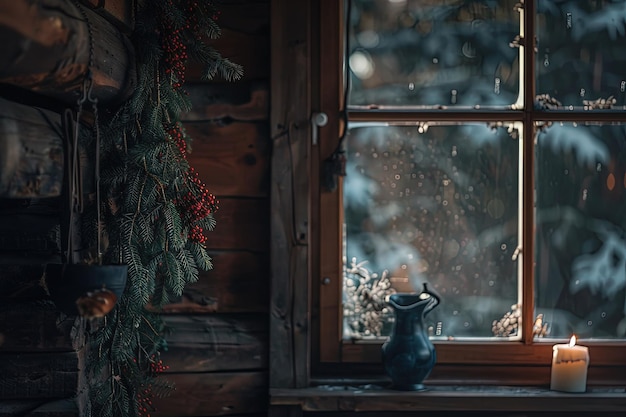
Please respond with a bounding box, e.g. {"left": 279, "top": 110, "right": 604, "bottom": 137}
{"left": 388, "top": 283, "right": 440, "bottom": 316}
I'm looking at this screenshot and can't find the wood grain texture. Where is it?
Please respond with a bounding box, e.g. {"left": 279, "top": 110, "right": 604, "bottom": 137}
{"left": 0, "top": 199, "right": 60, "bottom": 263}
{"left": 215, "top": 0, "right": 269, "bottom": 35}
{"left": 0, "top": 352, "right": 78, "bottom": 400}
{"left": 0, "top": 99, "right": 64, "bottom": 198}
{"left": 0, "top": 398, "right": 78, "bottom": 416}
{"left": 183, "top": 82, "right": 269, "bottom": 122}
{"left": 304, "top": 411, "right": 626, "bottom": 417}
{"left": 153, "top": 372, "right": 267, "bottom": 417}
{"left": 80, "top": 0, "right": 134, "bottom": 32}
{"left": 204, "top": 198, "right": 270, "bottom": 251}
{"left": 162, "top": 251, "right": 269, "bottom": 313}
{"left": 268, "top": 405, "right": 303, "bottom": 417}
{"left": 0, "top": 264, "right": 49, "bottom": 300}
{"left": 316, "top": 0, "right": 344, "bottom": 364}
{"left": 269, "top": 0, "right": 312, "bottom": 389}
{"left": 184, "top": 0, "right": 268, "bottom": 83}
{"left": 0, "top": 0, "right": 135, "bottom": 105}
{"left": 161, "top": 314, "right": 267, "bottom": 372}
{"left": 338, "top": 340, "right": 626, "bottom": 367}
{"left": 187, "top": 28, "right": 269, "bottom": 82}
{"left": 270, "top": 386, "right": 626, "bottom": 413}
{"left": 0, "top": 302, "right": 75, "bottom": 353}
{"left": 185, "top": 122, "right": 270, "bottom": 198}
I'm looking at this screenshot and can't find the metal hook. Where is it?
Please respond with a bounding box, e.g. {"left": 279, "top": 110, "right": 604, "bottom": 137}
{"left": 77, "top": 70, "right": 95, "bottom": 107}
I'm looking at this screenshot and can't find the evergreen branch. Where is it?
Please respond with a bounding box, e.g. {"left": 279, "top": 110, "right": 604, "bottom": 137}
{"left": 189, "top": 242, "right": 212, "bottom": 271}
{"left": 163, "top": 200, "right": 184, "bottom": 251}
{"left": 83, "top": 0, "right": 241, "bottom": 414}
{"left": 188, "top": 42, "right": 244, "bottom": 81}
{"left": 164, "top": 251, "right": 184, "bottom": 297}
{"left": 178, "top": 248, "right": 199, "bottom": 283}
{"left": 149, "top": 377, "right": 176, "bottom": 399}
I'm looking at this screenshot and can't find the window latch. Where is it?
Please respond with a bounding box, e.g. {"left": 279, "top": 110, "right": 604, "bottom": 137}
{"left": 311, "top": 112, "right": 328, "bottom": 146}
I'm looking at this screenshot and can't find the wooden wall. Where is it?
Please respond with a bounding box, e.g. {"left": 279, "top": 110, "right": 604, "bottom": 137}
{"left": 0, "top": 0, "right": 271, "bottom": 416}
{"left": 3, "top": 2, "right": 622, "bottom": 417}
{"left": 153, "top": 1, "right": 271, "bottom": 416}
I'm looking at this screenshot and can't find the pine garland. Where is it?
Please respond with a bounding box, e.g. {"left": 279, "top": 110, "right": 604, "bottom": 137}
{"left": 84, "top": 1, "right": 242, "bottom": 416}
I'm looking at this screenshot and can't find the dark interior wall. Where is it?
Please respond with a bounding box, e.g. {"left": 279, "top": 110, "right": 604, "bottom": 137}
{"left": 0, "top": 1, "right": 271, "bottom": 416}
{"left": 2, "top": 2, "right": 623, "bottom": 417}
{"left": 154, "top": 0, "right": 271, "bottom": 415}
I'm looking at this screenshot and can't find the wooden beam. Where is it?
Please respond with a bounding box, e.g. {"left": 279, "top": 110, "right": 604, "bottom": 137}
{"left": 0, "top": 352, "right": 79, "bottom": 400}
{"left": 0, "top": 399, "right": 78, "bottom": 416}
{"left": 0, "top": 98, "right": 64, "bottom": 198}
{"left": 80, "top": 0, "right": 135, "bottom": 32}
{"left": 268, "top": 405, "right": 304, "bottom": 417}
{"left": 0, "top": 264, "right": 49, "bottom": 300}
{"left": 184, "top": 122, "right": 270, "bottom": 198}
{"left": 186, "top": 28, "right": 269, "bottom": 82}
{"left": 161, "top": 251, "right": 269, "bottom": 313}
{"left": 270, "top": 386, "right": 626, "bottom": 413}
{"left": 203, "top": 198, "right": 269, "bottom": 251}
{"left": 161, "top": 314, "right": 268, "bottom": 372}
{"left": 269, "top": 0, "right": 312, "bottom": 389}
{"left": 316, "top": 0, "right": 344, "bottom": 364}
{"left": 0, "top": 0, "right": 135, "bottom": 105}
{"left": 0, "top": 301, "right": 75, "bottom": 352}
{"left": 152, "top": 372, "right": 267, "bottom": 417}
{"left": 182, "top": 82, "right": 269, "bottom": 123}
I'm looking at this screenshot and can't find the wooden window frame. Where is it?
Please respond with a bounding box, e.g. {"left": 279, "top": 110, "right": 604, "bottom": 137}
{"left": 311, "top": 0, "right": 626, "bottom": 387}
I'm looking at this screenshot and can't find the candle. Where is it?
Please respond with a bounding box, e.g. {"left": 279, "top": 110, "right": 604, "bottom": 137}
{"left": 550, "top": 335, "right": 589, "bottom": 393}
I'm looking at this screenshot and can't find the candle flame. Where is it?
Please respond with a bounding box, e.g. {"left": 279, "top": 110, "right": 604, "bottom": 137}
{"left": 569, "top": 335, "right": 576, "bottom": 347}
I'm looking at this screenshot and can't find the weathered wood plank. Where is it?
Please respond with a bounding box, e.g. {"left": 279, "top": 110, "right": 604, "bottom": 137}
{"left": 0, "top": 214, "right": 59, "bottom": 253}
{"left": 80, "top": 0, "right": 134, "bottom": 32}
{"left": 297, "top": 411, "right": 625, "bottom": 417}
{"left": 269, "top": 0, "right": 311, "bottom": 389}
{"left": 305, "top": 411, "right": 623, "bottom": 417}
{"left": 183, "top": 82, "right": 269, "bottom": 122}
{"left": 204, "top": 198, "right": 270, "bottom": 252}
{"left": 0, "top": 264, "right": 49, "bottom": 300}
{"left": 0, "top": 0, "right": 135, "bottom": 105}
{"left": 0, "top": 99, "right": 63, "bottom": 198}
{"left": 153, "top": 372, "right": 267, "bottom": 417}
{"left": 270, "top": 386, "right": 626, "bottom": 413}
{"left": 187, "top": 28, "right": 269, "bottom": 82}
{"left": 0, "top": 352, "right": 79, "bottom": 400}
{"left": 0, "top": 398, "right": 78, "bottom": 417}
{"left": 316, "top": 0, "right": 344, "bottom": 364}
{"left": 0, "top": 199, "right": 60, "bottom": 264}
{"left": 215, "top": 0, "right": 269, "bottom": 35}
{"left": 185, "top": 122, "right": 270, "bottom": 198}
{"left": 161, "top": 314, "right": 267, "bottom": 372}
{"left": 0, "top": 301, "right": 76, "bottom": 352}
{"left": 268, "top": 405, "right": 303, "bottom": 417}
{"left": 162, "top": 251, "right": 269, "bottom": 313}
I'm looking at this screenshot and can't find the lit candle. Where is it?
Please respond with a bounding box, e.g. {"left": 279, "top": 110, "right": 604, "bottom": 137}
{"left": 550, "top": 335, "right": 589, "bottom": 393}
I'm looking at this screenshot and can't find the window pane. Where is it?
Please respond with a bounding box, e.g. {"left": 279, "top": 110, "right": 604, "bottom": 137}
{"left": 348, "top": 0, "right": 521, "bottom": 108}
{"left": 535, "top": 122, "right": 626, "bottom": 339}
{"left": 536, "top": 1, "right": 626, "bottom": 110}
{"left": 343, "top": 123, "right": 520, "bottom": 340}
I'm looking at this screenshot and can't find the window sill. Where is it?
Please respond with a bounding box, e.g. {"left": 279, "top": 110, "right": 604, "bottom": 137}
{"left": 270, "top": 384, "right": 626, "bottom": 413}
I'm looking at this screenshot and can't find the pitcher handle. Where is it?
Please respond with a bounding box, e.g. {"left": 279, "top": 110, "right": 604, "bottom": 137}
{"left": 422, "top": 283, "right": 440, "bottom": 315}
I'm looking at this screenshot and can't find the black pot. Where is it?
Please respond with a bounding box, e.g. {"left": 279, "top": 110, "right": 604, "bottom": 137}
{"left": 45, "top": 263, "right": 128, "bottom": 316}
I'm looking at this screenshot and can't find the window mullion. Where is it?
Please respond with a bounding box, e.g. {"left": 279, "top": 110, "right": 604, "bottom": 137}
{"left": 347, "top": 110, "right": 523, "bottom": 123}
{"left": 522, "top": 0, "right": 536, "bottom": 345}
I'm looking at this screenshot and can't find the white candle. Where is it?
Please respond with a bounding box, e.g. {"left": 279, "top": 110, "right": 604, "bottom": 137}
{"left": 550, "top": 335, "right": 589, "bottom": 393}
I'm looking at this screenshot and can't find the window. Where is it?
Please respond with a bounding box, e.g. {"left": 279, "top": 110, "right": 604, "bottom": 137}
{"left": 314, "top": 0, "right": 626, "bottom": 383}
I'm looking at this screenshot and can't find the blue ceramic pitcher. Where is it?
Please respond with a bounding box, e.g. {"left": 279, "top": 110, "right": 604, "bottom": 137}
{"left": 381, "top": 283, "right": 440, "bottom": 391}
